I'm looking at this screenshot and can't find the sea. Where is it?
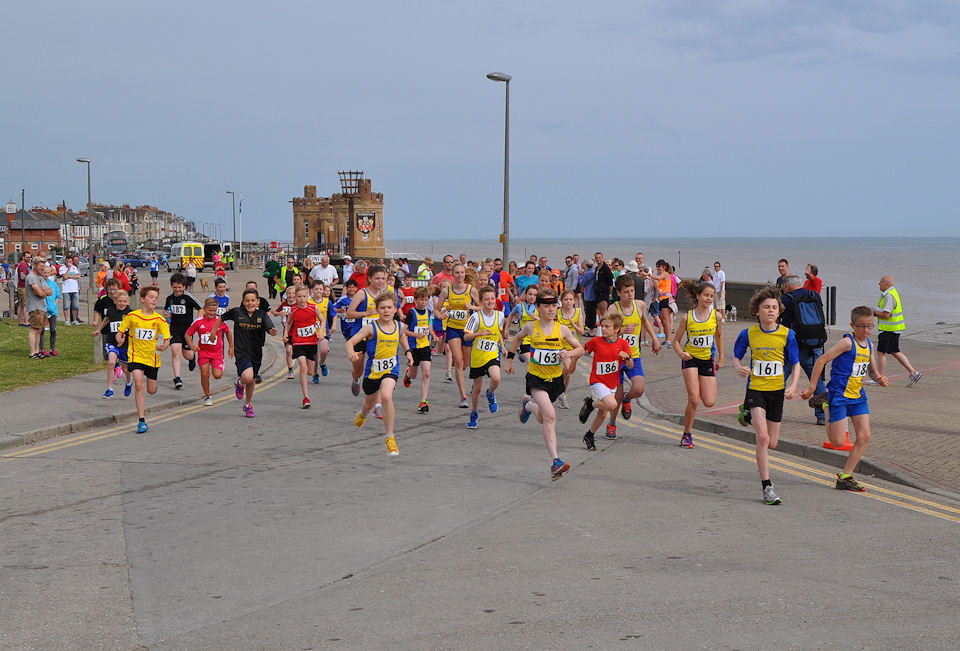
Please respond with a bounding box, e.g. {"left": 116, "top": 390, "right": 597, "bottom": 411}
{"left": 386, "top": 237, "right": 959, "bottom": 333}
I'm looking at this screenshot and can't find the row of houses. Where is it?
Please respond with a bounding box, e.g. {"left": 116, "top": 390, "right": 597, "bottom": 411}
{"left": 1, "top": 203, "right": 197, "bottom": 260}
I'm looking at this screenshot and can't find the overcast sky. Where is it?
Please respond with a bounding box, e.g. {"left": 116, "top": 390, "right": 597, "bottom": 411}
{"left": 4, "top": 1, "right": 959, "bottom": 243}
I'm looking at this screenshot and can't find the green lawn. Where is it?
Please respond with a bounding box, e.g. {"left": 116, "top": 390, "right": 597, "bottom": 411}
{"left": 0, "top": 318, "right": 105, "bottom": 392}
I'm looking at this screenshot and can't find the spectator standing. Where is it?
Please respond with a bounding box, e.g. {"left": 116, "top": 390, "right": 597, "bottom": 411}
{"left": 309, "top": 255, "right": 339, "bottom": 286}
{"left": 264, "top": 255, "right": 282, "bottom": 299}
{"left": 712, "top": 261, "right": 726, "bottom": 312}
{"left": 60, "top": 255, "right": 82, "bottom": 324}
{"left": 25, "top": 258, "right": 53, "bottom": 358}
{"left": 780, "top": 275, "right": 828, "bottom": 425}
{"left": 803, "top": 264, "right": 822, "bottom": 293}
{"left": 40, "top": 263, "right": 61, "bottom": 356}
{"left": 16, "top": 253, "right": 32, "bottom": 325}
{"left": 775, "top": 258, "right": 790, "bottom": 292}
{"left": 872, "top": 275, "right": 922, "bottom": 386}
{"left": 580, "top": 260, "right": 598, "bottom": 335}
{"left": 341, "top": 255, "right": 355, "bottom": 283}
{"left": 563, "top": 256, "right": 579, "bottom": 295}
{"left": 594, "top": 252, "right": 613, "bottom": 319}
{"left": 417, "top": 257, "right": 433, "bottom": 281}
{"left": 430, "top": 255, "right": 456, "bottom": 286}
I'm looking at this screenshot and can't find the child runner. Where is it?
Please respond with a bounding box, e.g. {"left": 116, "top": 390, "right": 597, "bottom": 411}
{"left": 801, "top": 306, "right": 890, "bottom": 492}
{"left": 116, "top": 286, "right": 171, "bottom": 433}
{"left": 274, "top": 286, "right": 298, "bottom": 379}
{"left": 93, "top": 278, "right": 120, "bottom": 329}
{"left": 653, "top": 259, "right": 676, "bottom": 340}
{"left": 284, "top": 285, "right": 325, "bottom": 408}
{"left": 92, "top": 289, "right": 133, "bottom": 399}
{"left": 555, "top": 289, "right": 584, "bottom": 408}
{"left": 507, "top": 285, "right": 539, "bottom": 362}
{"left": 345, "top": 265, "right": 393, "bottom": 415}
{"left": 578, "top": 314, "right": 633, "bottom": 449}
{"left": 463, "top": 285, "right": 506, "bottom": 429}
{"left": 504, "top": 288, "right": 584, "bottom": 479}
{"left": 185, "top": 297, "right": 234, "bottom": 407}
{"left": 399, "top": 273, "right": 417, "bottom": 318}
{"left": 346, "top": 292, "right": 414, "bottom": 456}
{"left": 209, "top": 277, "right": 230, "bottom": 316}
{"left": 215, "top": 289, "right": 277, "bottom": 417}
{"left": 402, "top": 286, "right": 433, "bottom": 413}
{"left": 308, "top": 280, "right": 330, "bottom": 382}
{"left": 149, "top": 255, "right": 161, "bottom": 287}
{"left": 429, "top": 282, "right": 448, "bottom": 359}
{"left": 733, "top": 286, "right": 801, "bottom": 506}
{"left": 163, "top": 273, "right": 201, "bottom": 389}
{"left": 333, "top": 278, "right": 360, "bottom": 363}
{"left": 436, "top": 263, "right": 479, "bottom": 408}
{"left": 672, "top": 280, "right": 724, "bottom": 449}
{"left": 603, "top": 274, "right": 662, "bottom": 439}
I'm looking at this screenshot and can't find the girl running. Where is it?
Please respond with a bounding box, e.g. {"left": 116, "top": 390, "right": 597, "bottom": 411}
{"left": 555, "top": 289, "right": 584, "bottom": 408}
{"left": 437, "top": 263, "right": 480, "bottom": 408}
{"left": 345, "top": 264, "right": 393, "bottom": 414}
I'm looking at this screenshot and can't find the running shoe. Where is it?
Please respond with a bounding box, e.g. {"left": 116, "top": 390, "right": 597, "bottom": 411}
{"left": 385, "top": 436, "right": 399, "bottom": 456}
{"left": 836, "top": 474, "right": 866, "bottom": 492}
{"left": 762, "top": 485, "right": 782, "bottom": 505}
{"left": 578, "top": 396, "right": 594, "bottom": 424}
{"left": 519, "top": 397, "right": 533, "bottom": 424}
{"left": 908, "top": 371, "right": 923, "bottom": 387}
{"left": 286, "top": 368, "right": 295, "bottom": 380}
{"left": 254, "top": 374, "right": 262, "bottom": 384}
{"left": 558, "top": 392, "right": 568, "bottom": 409}
{"left": 312, "top": 374, "right": 320, "bottom": 384}
{"left": 114, "top": 364, "right": 124, "bottom": 380}
{"left": 174, "top": 377, "right": 183, "bottom": 390}
{"left": 467, "top": 410, "right": 479, "bottom": 429}
{"left": 354, "top": 411, "right": 366, "bottom": 428}
{"left": 136, "top": 421, "right": 149, "bottom": 433}
{"left": 235, "top": 378, "right": 245, "bottom": 400}
{"left": 101, "top": 388, "right": 114, "bottom": 399}
{"left": 320, "top": 364, "right": 328, "bottom": 377}
{"left": 621, "top": 399, "right": 632, "bottom": 420}
{"left": 680, "top": 432, "right": 695, "bottom": 448}
{"left": 808, "top": 392, "right": 829, "bottom": 410}
{"left": 374, "top": 404, "right": 383, "bottom": 419}
{"left": 550, "top": 458, "right": 571, "bottom": 480}
{"left": 816, "top": 418, "right": 825, "bottom": 426}
{"left": 403, "top": 372, "right": 412, "bottom": 388}
{"left": 351, "top": 379, "right": 360, "bottom": 396}
{"left": 486, "top": 389, "right": 498, "bottom": 413}
{"left": 417, "top": 400, "right": 429, "bottom": 414}
{"left": 48, "top": 349, "right": 58, "bottom": 357}
{"left": 188, "top": 356, "right": 196, "bottom": 372}
{"left": 605, "top": 423, "right": 617, "bottom": 440}
{"left": 737, "top": 404, "right": 751, "bottom": 427}
{"left": 302, "top": 397, "right": 311, "bottom": 409}
{"left": 243, "top": 403, "right": 255, "bottom": 418}
{"left": 583, "top": 431, "right": 596, "bottom": 451}
{"left": 443, "top": 372, "right": 453, "bottom": 383}
{"left": 458, "top": 396, "right": 469, "bottom": 408}
{"left": 124, "top": 381, "right": 133, "bottom": 397}
{"left": 203, "top": 396, "right": 213, "bottom": 407}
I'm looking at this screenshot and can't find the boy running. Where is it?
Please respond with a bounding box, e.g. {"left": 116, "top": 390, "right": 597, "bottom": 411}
{"left": 463, "top": 285, "right": 506, "bottom": 429}
{"left": 402, "top": 286, "right": 434, "bottom": 413}
{"left": 163, "top": 273, "right": 202, "bottom": 389}
{"left": 209, "top": 277, "right": 230, "bottom": 316}
{"left": 284, "top": 285, "right": 325, "bottom": 408}
{"left": 308, "top": 281, "right": 330, "bottom": 382}
{"left": 215, "top": 289, "right": 278, "bottom": 418}
{"left": 92, "top": 288, "right": 133, "bottom": 399}
{"left": 801, "top": 306, "right": 890, "bottom": 492}
{"left": 504, "top": 288, "right": 584, "bottom": 479}
{"left": 274, "top": 286, "right": 298, "bottom": 379}
{"left": 577, "top": 314, "right": 633, "bottom": 450}
{"left": 733, "top": 286, "right": 801, "bottom": 505}
{"left": 185, "top": 297, "right": 234, "bottom": 406}
{"left": 116, "top": 286, "right": 171, "bottom": 433}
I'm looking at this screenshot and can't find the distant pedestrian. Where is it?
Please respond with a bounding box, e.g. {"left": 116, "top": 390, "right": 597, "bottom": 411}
{"left": 872, "top": 275, "right": 922, "bottom": 386}
{"left": 712, "top": 261, "right": 726, "bottom": 311}
{"left": 803, "top": 264, "right": 822, "bottom": 293}
{"left": 39, "top": 263, "right": 61, "bottom": 357}
{"left": 16, "top": 253, "right": 32, "bottom": 325}
{"left": 775, "top": 258, "right": 790, "bottom": 292}
{"left": 341, "top": 255, "right": 355, "bottom": 284}
{"left": 59, "top": 255, "right": 82, "bottom": 325}
{"left": 25, "top": 258, "right": 53, "bottom": 359}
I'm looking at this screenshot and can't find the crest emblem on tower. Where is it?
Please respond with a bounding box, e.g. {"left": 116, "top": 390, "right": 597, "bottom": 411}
{"left": 357, "top": 212, "right": 376, "bottom": 234}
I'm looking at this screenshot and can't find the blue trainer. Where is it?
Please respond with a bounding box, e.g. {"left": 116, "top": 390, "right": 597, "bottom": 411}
{"left": 486, "top": 389, "right": 498, "bottom": 413}
{"left": 312, "top": 374, "right": 320, "bottom": 384}
{"left": 519, "top": 397, "right": 532, "bottom": 424}
{"left": 123, "top": 381, "right": 133, "bottom": 397}
{"left": 101, "top": 388, "right": 114, "bottom": 399}
{"left": 136, "top": 421, "right": 149, "bottom": 434}
{"left": 321, "top": 364, "right": 328, "bottom": 377}
{"left": 467, "top": 410, "right": 479, "bottom": 429}
{"left": 551, "top": 458, "right": 570, "bottom": 479}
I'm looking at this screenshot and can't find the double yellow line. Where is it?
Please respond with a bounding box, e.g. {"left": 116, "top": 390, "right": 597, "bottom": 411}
{"left": 620, "top": 417, "right": 960, "bottom": 524}
{"left": 1, "top": 365, "right": 289, "bottom": 461}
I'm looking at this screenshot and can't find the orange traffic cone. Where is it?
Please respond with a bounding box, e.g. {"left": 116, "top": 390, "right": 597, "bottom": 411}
{"left": 823, "top": 417, "right": 853, "bottom": 451}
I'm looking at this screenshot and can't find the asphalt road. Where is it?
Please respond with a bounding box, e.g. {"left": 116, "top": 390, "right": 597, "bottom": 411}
{"left": 2, "top": 337, "right": 959, "bottom": 649}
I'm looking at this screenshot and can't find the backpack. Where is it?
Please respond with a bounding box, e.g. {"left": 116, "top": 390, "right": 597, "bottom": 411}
{"left": 789, "top": 292, "right": 827, "bottom": 347}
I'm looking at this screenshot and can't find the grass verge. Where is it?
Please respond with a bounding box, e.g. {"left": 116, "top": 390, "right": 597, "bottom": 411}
{"left": 0, "top": 318, "right": 105, "bottom": 392}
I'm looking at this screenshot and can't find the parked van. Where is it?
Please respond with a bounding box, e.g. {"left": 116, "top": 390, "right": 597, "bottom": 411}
{"left": 203, "top": 241, "right": 233, "bottom": 265}
{"left": 170, "top": 242, "right": 205, "bottom": 272}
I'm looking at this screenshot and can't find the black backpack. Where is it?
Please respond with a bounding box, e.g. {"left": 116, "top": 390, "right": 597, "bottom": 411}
{"left": 789, "top": 292, "right": 827, "bottom": 347}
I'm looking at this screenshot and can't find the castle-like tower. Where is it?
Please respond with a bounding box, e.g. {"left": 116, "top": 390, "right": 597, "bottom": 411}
{"left": 291, "top": 174, "right": 384, "bottom": 259}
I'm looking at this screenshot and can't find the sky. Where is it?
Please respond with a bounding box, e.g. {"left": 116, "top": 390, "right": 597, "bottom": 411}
{"left": 3, "top": 1, "right": 959, "bottom": 244}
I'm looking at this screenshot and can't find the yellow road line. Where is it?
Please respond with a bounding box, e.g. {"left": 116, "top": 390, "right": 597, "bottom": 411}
{"left": 2, "top": 366, "right": 288, "bottom": 460}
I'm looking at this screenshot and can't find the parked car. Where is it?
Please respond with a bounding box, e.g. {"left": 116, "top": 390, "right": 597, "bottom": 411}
{"left": 118, "top": 254, "right": 148, "bottom": 268}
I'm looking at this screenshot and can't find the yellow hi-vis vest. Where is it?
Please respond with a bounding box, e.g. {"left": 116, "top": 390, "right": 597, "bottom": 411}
{"left": 877, "top": 287, "right": 905, "bottom": 332}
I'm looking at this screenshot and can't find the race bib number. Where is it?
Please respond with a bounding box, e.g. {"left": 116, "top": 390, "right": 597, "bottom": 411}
{"left": 135, "top": 328, "right": 156, "bottom": 341}
{"left": 690, "top": 334, "right": 714, "bottom": 348}
{"left": 413, "top": 326, "right": 430, "bottom": 336}
{"left": 622, "top": 333, "right": 639, "bottom": 349}
{"left": 595, "top": 360, "right": 619, "bottom": 375}
{"left": 752, "top": 360, "right": 783, "bottom": 377}
{"left": 109, "top": 321, "right": 121, "bottom": 333}
{"left": 531, "top": 348, "right": 561, "bottom": 366}
{"left": 474, "top": 338, "right": 498, "bottom": 353}
{"left": 200, "top": 333, "right": 217, "bottom": 345}
{"left": 371, "top": 356, "right": 396, "bottom": 373}
{"left": 851, "top": 362, "right": 869, "bottom": 378}
{"left": 342, "top": 317, "right": 356, "bottom": 324}
{"left": 216, "top": 306, "right": 227, "bottom": 316}
{"left": 362, "top": 316, "right": 378, "bottom": 326}
{"left": 450, "top": 309, "right": 469, "bottom": 322}
{"left": 296, "top": 325, "right": 317, "bottom": 338}
{"left": 404, "top": 295, "right": 414, "bottom": 304}
{"left": 169, "top": 305, "right": 186, "bottom": 315}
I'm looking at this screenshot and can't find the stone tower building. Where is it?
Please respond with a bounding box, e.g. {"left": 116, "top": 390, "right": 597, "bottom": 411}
{"left": 291, "top": 175, "right": 384, "bottom": 259}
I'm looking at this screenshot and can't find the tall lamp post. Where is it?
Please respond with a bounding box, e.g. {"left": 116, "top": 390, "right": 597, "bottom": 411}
{"left": 226, "top": 190, "right": 236, "bottom": 255}
{"left": 486, "top": 71, "right": 511, "bottom": 266}
{"left": 75, "top": 157, "right": 95, "bottom": 326}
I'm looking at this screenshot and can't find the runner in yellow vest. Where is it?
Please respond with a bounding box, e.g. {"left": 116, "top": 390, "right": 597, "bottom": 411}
{"left": 871, "top": 275, "right": 921, "bottom": 386}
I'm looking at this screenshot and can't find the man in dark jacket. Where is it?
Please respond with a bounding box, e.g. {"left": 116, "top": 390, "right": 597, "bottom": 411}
{"left": 593, "top": 251, "right": 613, "bottom": 318}
{"left": 781, "top": 275, "right": 827, "bottom": 425}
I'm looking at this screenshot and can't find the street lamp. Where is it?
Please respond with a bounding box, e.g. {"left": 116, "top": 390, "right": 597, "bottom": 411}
{"left": 226, "top": 190, "right": 236, "bottom": 253}
{"left": 486, "top": 71, "right": 511, "bottom": 266}
{"left": 76, "top": 157, "right": 94, "bottom": 325}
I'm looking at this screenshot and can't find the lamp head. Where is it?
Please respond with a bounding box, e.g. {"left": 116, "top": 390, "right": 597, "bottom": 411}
{"left": 486, "top": 72, "right": 511, "bottom": 82}
{"left": 76, "top": 157, "right": 90, "bottom": 163}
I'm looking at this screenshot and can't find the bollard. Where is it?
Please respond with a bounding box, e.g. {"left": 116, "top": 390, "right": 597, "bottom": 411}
{"left": 93, "top": 332, "right": 103, "bottom": 364}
